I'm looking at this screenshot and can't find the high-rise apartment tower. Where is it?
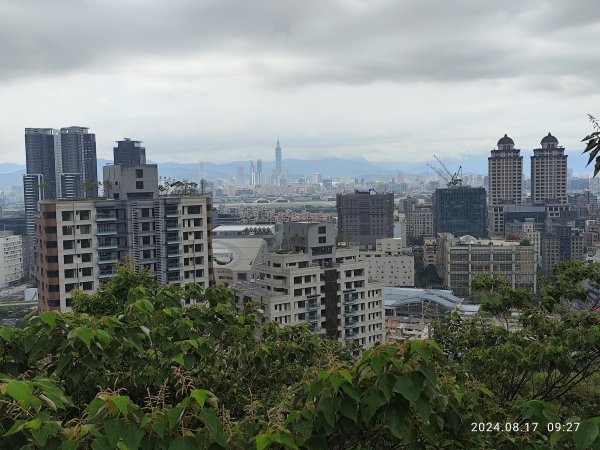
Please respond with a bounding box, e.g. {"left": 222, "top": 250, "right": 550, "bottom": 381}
{"left": 531, "top": 133, "right": 567, "bottom": 205}
{"left": 488, "top": 134, "right": 523, "bottom": 235}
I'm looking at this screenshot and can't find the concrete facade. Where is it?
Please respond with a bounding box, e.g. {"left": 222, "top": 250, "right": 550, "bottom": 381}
{"left": 35, "top": 195, "right": 213, "bottom": 312}
{"left": 437, "top": 233, "right": 537, "bottom": 297}
{"left": 0, "top": 232, "right": 23, "bottom": 289}
{"left": 359, "top": 238, "right": 414, "bottom": 287}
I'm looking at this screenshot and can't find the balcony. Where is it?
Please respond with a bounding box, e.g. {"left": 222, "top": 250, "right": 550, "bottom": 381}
{"left": 167, "top": 274, "right": 182, "bottom": 283}
{"left": 307, "top": 300, "right": 320, "bottom": 311}
{"left": 97, "top": 229, "right": 118, "bottom": 236}
{"left": 166, "top": 221, "right": 180, "bottom": 230}
{"left": 98, "top": 244, "right": 119, "bottom": 250}
{"left": 98, "top": 258, "right": 119, "bottom": 265}
{"left": 307, "top": 312, "right": 321, "bottom": 323}
{"left": 165, "top": 209, "right": 180, "bottom": 218}
{"left": 345, "top": 307, "right": 360, "bottom": 316}
{"left": 167, "top": 264, "right": 182, "bottom": 271}
{"left": 344, "top": 330, "right": 359, "bottom": 340}
{"left": 99, "top": 270, "right": 115, "bottom": 279}
{"left": 344, "top": 297, "right": 359, "bottom": 305}
{"left": 166, "top": 234, "right": 182, "bottom": 244}
{"left": 167, "top": 249, "right": 182, "bottom": 257}
{"left": 344, "top": 318, "right": 359, "bottom": 327}
{"left": 96, "top": 214, "right": 117, "bottom": 221}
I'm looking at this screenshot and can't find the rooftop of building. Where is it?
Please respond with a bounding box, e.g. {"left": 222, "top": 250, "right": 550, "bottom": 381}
{"left": 497, "top": 134, "right": 514, "bottom": 146}
{"left": 213, "top": 238, "right": 266, "bottom": 271}
{"left": 384, "top": 287, "right": 479, "bottom": 315}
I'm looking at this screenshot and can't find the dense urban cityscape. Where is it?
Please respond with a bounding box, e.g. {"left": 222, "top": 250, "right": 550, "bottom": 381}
{"left": 1, "top": 0, "right": 600, "bottom": 448}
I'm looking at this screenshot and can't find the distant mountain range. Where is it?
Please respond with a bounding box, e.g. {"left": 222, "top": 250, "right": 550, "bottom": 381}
{"left": 0, "top": 150, "right": 593, "bottom": 190}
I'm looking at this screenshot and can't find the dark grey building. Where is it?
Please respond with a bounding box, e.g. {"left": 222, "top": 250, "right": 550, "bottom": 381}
{"left": 113, "top": 138, "right": 146, "bottom": 166}
{"left": 433, "top": 186, "right": 487, "bottom": 238}
{"left": 60, "top": 127, "right": 98, "bottom": 197}
{"left": 336, "top": 191, "right": 394, "bottom": 249}
{"left": 541, "top": 224, "right": 584, "bottom": 275}
{"left": 25, "top": 128, "right": 60, "bottom": 200}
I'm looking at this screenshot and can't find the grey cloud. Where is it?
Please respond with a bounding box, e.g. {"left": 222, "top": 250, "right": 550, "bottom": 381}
{"left": 1, "top": 0, "right": 599, "bottom": 90}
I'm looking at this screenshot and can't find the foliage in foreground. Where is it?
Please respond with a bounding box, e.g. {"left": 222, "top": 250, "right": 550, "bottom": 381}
{"left": 0, "top": 264, "right": 599, "bottom": 449}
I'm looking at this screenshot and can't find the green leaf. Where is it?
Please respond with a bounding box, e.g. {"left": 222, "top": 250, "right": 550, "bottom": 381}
{"left": 378, "top": 373, "right": 397, "bottom": 402}
{"left": 385, "top": 404, "right": 411, "bottom": 443}
{"left": 419, "top": 364, "right": 437, "bottom": 386}
{"left": 415, "top": 395, "right": 432, "bottom": 424}
{"left": 95, "top": 329, "right": 111, "bottom": 349}
{"left": 360, "top": 389, "right": 387, "bottom": 425}
{"left": 190, "top": 389, "right": 211, "bottom": 407}
{"left": 393, "top": 373, "right": 423, "bottom": 404}
{"left": 371, "top": 355, "right": 384, "bottom": 374}
{"left": 256, "top": 434, "right": 271, "bottom": 450}
{"left": 480, "top": 386, "right": 494, "bottom": 398}
{"left": 25, "top": 418, "right": 42, "bottom": 430}
{"left": 7, "top": 380, "right": 31, "bottom": 402}
{"left": 339, "top": 369, "right": 352, "bottom": 383}
{"left": 270, "top": 431, "right": 299, "bottom": 449}
{"left": 318, "top": 396, "right": 338, "bottom": 428}
{"left": 169, "top": 437, "right": 199, "bottom": 450}
{"left": 75, "top": 327, "right": 94, "bottom": 352}
{"left": 200, "top": 408, "right": 227, "bottom": 447}
{"left": 0, "top": 327, "right": 14, "bottom": 342}
{"left": 339, "top": 396, "right": 357, "bottom": 424}
{"left": 573, "top": 419, "right": 599, "bottom": 450}
{"left": 40, "top": 311, "right": 60, "bottom": 327}
{"left": 112, "top": 395, "right": 130, "bottom": 416}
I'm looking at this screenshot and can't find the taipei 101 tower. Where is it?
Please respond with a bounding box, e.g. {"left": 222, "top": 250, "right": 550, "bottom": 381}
{"left": 275, "top": 140, "right": 282, "bottom": 176}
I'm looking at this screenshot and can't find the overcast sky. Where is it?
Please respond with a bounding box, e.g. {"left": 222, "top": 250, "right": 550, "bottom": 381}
{"left": 1, "top": 0, "right": 599, "bottom": 169}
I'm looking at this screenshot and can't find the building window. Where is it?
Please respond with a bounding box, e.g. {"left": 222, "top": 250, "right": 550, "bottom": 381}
{"left": 81, "top": 253, "right": 92, "bottom": 263}
{"left": 318, "top": 236, "right": 327, "bottom": 244}
{"left": 62, "top": 211, "right": 74, "bottom": 221}
{"left": 63, "top": 240, "right": 74, "bottom": 250}
{"left": 78, "top": 210, "right": 90, "bottom": 220}
{"left": 188, "top": 205, "right": 202, "bottom": 214}
{"left": 141, "top": 208, "right": 150, "bottom": 218}
{"left": 136, "top": 181, "right": 144, "bottom": 189}
{"left": 64, "top": 255, "right": 73, "bottom": 264}
{"left": 136, "top": 169, "right": 144, "bottom": 178}
{"left": 318, "top": 226, "right": 326, "bottom": 234}
{"left": 81, "top": 267, "right": 93, "bottom": 277}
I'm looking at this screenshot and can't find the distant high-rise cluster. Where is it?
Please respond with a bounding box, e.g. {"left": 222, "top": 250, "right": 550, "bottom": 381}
{"left": 24, "top": 127, "right": 98, "bottom": 235}
{"left": 487, "top": 132, "right": 568, "bottom": 236}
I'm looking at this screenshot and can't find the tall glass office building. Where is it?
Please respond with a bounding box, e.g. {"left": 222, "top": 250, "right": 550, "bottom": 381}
{"left": 433, "top": 186, "right": 487, "bottom": 238}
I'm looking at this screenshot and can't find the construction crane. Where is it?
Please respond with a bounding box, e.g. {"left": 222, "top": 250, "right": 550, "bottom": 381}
{"left": 428, "top": 155, "right": 463, "bottom": 187}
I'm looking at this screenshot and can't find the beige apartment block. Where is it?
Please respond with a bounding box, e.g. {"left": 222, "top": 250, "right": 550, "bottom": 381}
{"left": 236, "top": 247, "right": 385, "bottom": 349}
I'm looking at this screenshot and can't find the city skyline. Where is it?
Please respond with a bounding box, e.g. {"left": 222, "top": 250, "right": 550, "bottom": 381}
{"left": 0, "top": 1, "right": 599, "bottom": 165}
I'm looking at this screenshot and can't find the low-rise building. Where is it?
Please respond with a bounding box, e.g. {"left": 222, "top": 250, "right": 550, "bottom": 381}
{"left": 437, "top": 233, "right": 537, "bottom": 297}
{"left": 359, "top": 238, "right": 414, "bottom": 287}
{"left": 212, "top": 238, "right": 267, "bottom": 287}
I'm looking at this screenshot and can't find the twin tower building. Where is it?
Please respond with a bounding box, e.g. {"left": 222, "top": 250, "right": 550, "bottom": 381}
{"left": 488, "top": 132, "right": 567, "bottom": 235}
